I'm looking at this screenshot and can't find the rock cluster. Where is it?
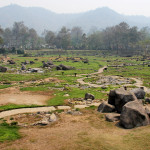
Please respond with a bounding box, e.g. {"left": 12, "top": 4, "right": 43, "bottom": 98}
{"left": 98, "top": 87, "right": 150, "bottom": 129}
{"left": 32, "top": 113, "right": 57, "bottom": 126}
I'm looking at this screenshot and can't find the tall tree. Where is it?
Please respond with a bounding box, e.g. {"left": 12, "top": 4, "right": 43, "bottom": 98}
{"left": 56, "top": 27, "right": 71, "bottom": 49}
{"left": 44, "top": 30, "right": 55, "bottom": 47}
{"left": 71, "top": 27, "right": 83, "bottom": 49}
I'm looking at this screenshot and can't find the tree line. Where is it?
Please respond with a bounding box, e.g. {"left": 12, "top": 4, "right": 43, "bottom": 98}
{"left": 0, "top": 21, "right": 150, "bottom": 55}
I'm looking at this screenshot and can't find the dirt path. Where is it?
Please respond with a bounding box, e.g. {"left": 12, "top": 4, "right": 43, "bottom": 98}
{"left": 0, "top": 106, "right": 56, "bottom": 118}
{"left": 77, "top": 66, "right": 150, "bottom": 93}
{"left": 77, "top": 66, "right": 107, "bottom": 87}
{"left": 131, "top": 77, "right": 150, "bottom": 93}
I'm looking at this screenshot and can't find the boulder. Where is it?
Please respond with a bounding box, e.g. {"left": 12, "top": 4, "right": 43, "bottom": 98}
{"left": 8, "top": 60, "right": 15, "bottom": 64}
{"left": 108, "top": 88, "right": 137, "bottom": 113}
{"left": 21, "top": 65, "right": 26, "bottom": 70}
{"left": 49, "top": 113, "right": 57, "bottom": 122}
{"left": 145, "top": 107, "right": 150, "bottom": 117}
{"left": 145, "top": 97, "right": 150, "bottom": 103}
{"left": 59, "top": 64, "right": 74, "bottom": 70}
{"left": 131, "top": 88, "right": 145, "bottom": 99}
{"left": 30, "top": 61, "right": 35, "bottom": 64}
{"left": 47, "top": 61, "right": 53, "bottom": 65}
{"left": 105, "top": 113, "right": 120, "bottom": 122}
{"left": 120, "top": 101, "right": 149, "bottom": 129}
{"left": 85, "top": 93, "right": 95, "bottom": 100}
{"left": 0, "top": 66, "right": 7, "bottom": 72}
{"left": 43, "top": 62, "right": 50, "bottom": 68}
{"left": 98, "top": 102, "right": 115, "bottom": 113}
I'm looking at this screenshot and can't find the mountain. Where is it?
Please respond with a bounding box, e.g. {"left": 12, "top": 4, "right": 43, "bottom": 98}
{"left": 0, "top": 4, "right": 150, "bottom": 34}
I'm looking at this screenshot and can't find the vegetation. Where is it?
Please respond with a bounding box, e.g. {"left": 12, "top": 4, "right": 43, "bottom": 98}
{"left": 0, "top": 121, "right": 20, "bottom": 142}
{"left": 1, "top": 22, "right": 150, "bottom": 56}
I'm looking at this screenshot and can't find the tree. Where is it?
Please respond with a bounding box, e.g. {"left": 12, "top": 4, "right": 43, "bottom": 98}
{"left": 0, "top": 26, "right": 3, "bottom": 45}
{"left": 81, "top": 33, "right": 88, "bottom": 49}
{"left": 56, "top": 27, "right": 71, "bottom": 49}
{"left": 28, "top": 28, "right": 38, "bottom": 49}
{"left": 88, "top": 31, "right": 103, "bottom": 50}
{"left": 71, "top": 27, "right": 83, "bottom": 49}
{"left": 12, "top": 22, "right": 29, "bottom": 48}
{"left": 44, "top": 30, "right": 55, "bottom": 48}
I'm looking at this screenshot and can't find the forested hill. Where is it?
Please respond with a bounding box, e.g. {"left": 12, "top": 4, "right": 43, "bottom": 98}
{"left": 0, "top": 4, "right": 150, "bottom": 34}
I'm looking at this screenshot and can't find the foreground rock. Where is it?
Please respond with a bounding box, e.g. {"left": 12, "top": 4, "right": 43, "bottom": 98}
{"left": 105, "top": 113, "right": 120, "bottom": 122}
{"left": 120, "top": 101, "right": 149, "bottom": 129}
{"left": 131, "top": 88, "right": 145, "bottom": 99}
{"left": 98, "top": 102, "right": 115, "bottom": 113}
{"left": 108, "top": 88, "right": 137, "bottom": 113}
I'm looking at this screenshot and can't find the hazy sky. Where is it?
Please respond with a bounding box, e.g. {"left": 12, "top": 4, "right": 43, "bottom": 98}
{"left": 0, "top": 0, "right": 150, "bottom": 16}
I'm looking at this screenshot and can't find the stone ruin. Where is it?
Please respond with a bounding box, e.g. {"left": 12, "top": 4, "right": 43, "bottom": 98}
{"left": 98, "top": 87, "right": 150, "bottom": 129}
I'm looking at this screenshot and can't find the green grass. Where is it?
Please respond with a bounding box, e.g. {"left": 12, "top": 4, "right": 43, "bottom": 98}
{"left": 47, "top": 87, "right": 107, "bottom": 106}
{"left": 0, "top": 122, "right": 20, "bottom": 142}
{"left": 0, "top": 85, "right": 12, "bottom": 89}
{"left": 0, "top": 104, "right": 43, "bottom": 112}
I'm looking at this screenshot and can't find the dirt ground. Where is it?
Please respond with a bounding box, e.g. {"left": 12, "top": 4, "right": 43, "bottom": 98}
{"left": 0, "top": 110, "right": 150, "bottom": 150}
{"left": 0, "top": 87, "right": 53, "bottom": 105}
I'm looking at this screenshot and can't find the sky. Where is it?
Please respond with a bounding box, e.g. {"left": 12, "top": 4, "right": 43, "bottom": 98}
{"left": 0, "top": 0, "right": 150, "bottom": 17}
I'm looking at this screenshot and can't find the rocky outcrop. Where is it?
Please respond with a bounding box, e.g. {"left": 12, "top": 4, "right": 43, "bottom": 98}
{"left": 120, "top": 101, "right": 149, "bottom": 129}
{"left": 131, "top": 88, "right": 145, "bottom": 99}
{"left": 98, "top": 102, "right": 115, "bottom": 113}
{"left": 108, "top": 88, "right": 137, "bottom": 113}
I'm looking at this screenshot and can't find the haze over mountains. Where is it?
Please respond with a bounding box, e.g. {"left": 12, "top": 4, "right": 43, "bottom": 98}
{"left": 0, "top": 4, "right": 150, "bottom": 34}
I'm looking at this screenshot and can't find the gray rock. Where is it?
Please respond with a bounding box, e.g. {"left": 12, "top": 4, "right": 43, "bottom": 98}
{"left": 131, "top": 88, "right": 145, "bottom": 99}
{"left": 21, "top": 65, "right": 26, "bottom": 70}
{"left": 145, "top": 107, "right": 150, "bottom": 117}
{"left": 145, "top": 98, "right": 150, "bottom": 103}
{"left": 105, "top": 113, "right": 120, "bottom": 122}
{"left": 67, "top": 110, "right": 82, "bottom": 115}
{"left": 0, "top": 66, "right": 7, "bottom": 72}
{"left": 120, "top": 101, "right": 149, "bottom": 129}
{"left": 98, "top": 102, "right": 115, "bottom": 113}
{"left": 58, "top": 64, "right": 74, "bottom": 70}
{"left": 108, "top": 88, "right": 137, "bottom": 113}
{"left": 49, "top": 113, "right": 57, "bottom": 122}
{"left": 85, "top": 93, "right": 95, "bottom": 100}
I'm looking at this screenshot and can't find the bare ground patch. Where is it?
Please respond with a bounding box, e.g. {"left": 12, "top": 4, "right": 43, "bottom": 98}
{"left": 0, "top": 87, "right": 53, "bottom": 105}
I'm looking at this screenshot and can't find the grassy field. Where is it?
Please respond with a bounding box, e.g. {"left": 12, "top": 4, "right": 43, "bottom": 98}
{"left": 0, "top": 52, "right": 150, "bottom": 146}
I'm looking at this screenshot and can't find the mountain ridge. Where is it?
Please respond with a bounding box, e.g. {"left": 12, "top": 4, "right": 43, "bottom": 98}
{"left": 0, "top": 4, "right": 150, "bottom": 34}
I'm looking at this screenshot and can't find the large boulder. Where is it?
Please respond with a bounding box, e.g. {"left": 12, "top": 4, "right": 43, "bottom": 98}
{"left": 108, "top": 88, "right": 137, "bottom": 113}
{"left": 0, "top": 66, "right": 7, "bottom": 72}
{"left": 59, "top": 64, "right": 74, "bottom": 70}
{"left": 105, "top": 113, "right": 120, "bottom": 122}
{"left": 85, "top": 93, "right": 95, "bottom": 100}
{"left": 120, "top": 101, "right": 149, "bottom": 129}
{"left": 98, "top": 102, "right": 115, "bottom": 113}
{"left": 131, "top": 88, "right": 145, "bottom": 99}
